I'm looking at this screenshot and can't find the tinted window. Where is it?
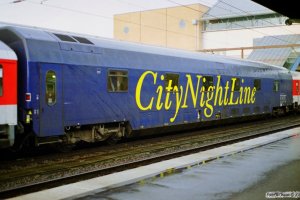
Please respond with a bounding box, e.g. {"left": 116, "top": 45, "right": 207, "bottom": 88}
{"left": 254, "top": 79, "right": 261, "bottom": 91}
{"left": 108, "top": 70, "right": 128, "bottom": 92}
{"left": 0, "top": 65, "right": 2, "bottom": 96}
{"left": 231, "top": 78, "right": 240, "bottom": 91}
{"left": 73, "top": 36, "right": 94, "bottom": 45}
{"left": 53, "top": 33, "right": 77, "bottom": 42}
{"left": 203, "top": 76, "right": 213, "bottom": 91}
{"left": 273, "top": 80, "right": 279, "bottom": 92}
{"left": 165, "top": 73, "right": 179, "bottom": 92}
{"left": 46, "top": 71, "right": 56, "bottom": 106}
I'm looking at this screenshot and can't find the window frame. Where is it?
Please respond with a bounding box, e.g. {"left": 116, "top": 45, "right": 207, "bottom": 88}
{"left": 53, "top": 33, "right": 77, "bottom": 43}
{"left": 231, "top": 77, "right": 241, "bottom": 91}
{"left": 72, "top": 36, "right": 94, "bottom": 45}
{"left": 273, "top": 80, "right": 280, "bottom": 92}
{"left": 45, "top": 70, "right": 57, "bottom": 106}
{"left": 254, "top": 79, "right": 261, "bottom": 91}
{"left": 203, "top": 76, "right": 214, "bottom": 91}
{"left": 107, "top": 69, "right": 128, "bottom": 92}
{"left": 164, "top": 73, "right": 179, "bottom": 92}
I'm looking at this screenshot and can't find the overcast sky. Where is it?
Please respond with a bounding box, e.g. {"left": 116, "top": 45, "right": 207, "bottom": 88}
{"left": 0, "top": 0, "right": 217, "bottom": 38}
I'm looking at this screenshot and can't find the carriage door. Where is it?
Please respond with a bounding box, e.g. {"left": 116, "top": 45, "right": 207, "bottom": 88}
{"left": 40, "top": 63, "right": 63, "bottom": 136}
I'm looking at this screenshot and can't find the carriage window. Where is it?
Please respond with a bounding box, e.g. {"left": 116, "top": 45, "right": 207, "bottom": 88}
{"left": 203, "top": 76, "right": 213, "bottom": 91}
{"left": 254, "top": 79, "right": 261, "bottom": 91}
{"left": 108, "top": 70, "right": 128, "bottom": 92}
{"left": 273, "top": 80, "right": 279, "bottom": 92}
{"left": 0, "top": 65, "right": 3, "bottom": 96}
{"left": 231, "top": 77, "right": 240, "bottom": 91}
{"left": 165, "top": 73, "right": 179, "bottom": 92}
{"left": 72, "top": 36, "right": 94, "bottom": 45}
{"left": 46, "top": 71, "right": 56, "bottom": 106}
{"left": 53, "top": 33, "right": 77, "bottom": 43}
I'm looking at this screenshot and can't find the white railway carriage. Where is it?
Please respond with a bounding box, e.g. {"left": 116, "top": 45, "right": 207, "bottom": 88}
{"left": 0, "top": 41, "right": 17, "bottom": 148}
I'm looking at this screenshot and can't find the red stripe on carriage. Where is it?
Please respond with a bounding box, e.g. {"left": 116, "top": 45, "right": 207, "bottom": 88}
{"left": 0, "top": 59, "right": 17, "bottom": 105}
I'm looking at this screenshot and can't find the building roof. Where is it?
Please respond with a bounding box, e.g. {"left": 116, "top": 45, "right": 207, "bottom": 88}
{"left": 202, "top": 0, "right": 275, "bottom": 20}
{"left": 247, "top": 34, "right": 300, "bottom": 67}
{"left": 252, "top": 0, "right": 300, "bottom": 19}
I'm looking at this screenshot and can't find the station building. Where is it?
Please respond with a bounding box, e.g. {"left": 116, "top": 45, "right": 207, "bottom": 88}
{"left": 114, "top": 4, "right": 209, "bottom": 51}
{"left": 114, "top": 0, "right": 300, "bottom": 70}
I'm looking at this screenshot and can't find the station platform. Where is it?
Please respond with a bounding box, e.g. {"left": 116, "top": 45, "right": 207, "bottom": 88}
{"left": 9, "top": 127, "right": 300, "bottom": 200}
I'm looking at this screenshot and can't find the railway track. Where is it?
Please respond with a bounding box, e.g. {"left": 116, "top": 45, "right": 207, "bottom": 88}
{"left": 1, "top": 115, "right": 300, "bottom": 198}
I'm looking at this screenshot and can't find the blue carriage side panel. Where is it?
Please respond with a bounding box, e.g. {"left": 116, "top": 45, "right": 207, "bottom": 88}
{"left": 63, "top": 65, "right": 132, "bottom": 126}
{"left": 0, "top": 25, "right": 294, "bottom": 138}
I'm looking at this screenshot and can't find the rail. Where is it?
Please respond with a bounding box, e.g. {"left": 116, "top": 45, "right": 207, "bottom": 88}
{"left": 1, "top": 115, "right": 300, "bottom": 198}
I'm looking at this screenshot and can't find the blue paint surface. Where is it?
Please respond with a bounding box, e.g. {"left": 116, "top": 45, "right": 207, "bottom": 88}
{"left": 0, "top": 26, "right": 293, "bottom": 137}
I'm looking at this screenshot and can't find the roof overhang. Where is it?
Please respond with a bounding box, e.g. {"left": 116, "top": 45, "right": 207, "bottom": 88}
{"left": 251, "top": 0, "right": 300, "bottom": 23}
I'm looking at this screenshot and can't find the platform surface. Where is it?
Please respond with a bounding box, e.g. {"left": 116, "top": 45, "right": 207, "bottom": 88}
{"left": 9, "top": 127, "right": 300, "bottom": 200}
{"left": 79, "top": 132, "right": 300, "bottom": 200}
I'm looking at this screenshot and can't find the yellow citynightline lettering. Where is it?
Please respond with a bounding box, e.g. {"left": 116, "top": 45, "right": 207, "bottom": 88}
{"left": 135, "top": 70, "right": 257, "bottom": 123}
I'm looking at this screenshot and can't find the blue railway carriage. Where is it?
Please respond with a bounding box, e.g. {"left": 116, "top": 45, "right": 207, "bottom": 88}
{"left": 0, "top": 26, "right": 294, "bottom": 147}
